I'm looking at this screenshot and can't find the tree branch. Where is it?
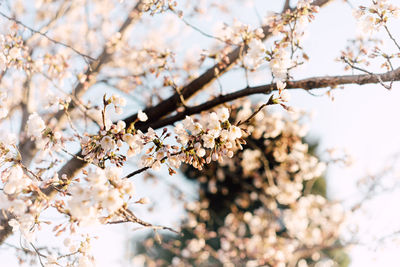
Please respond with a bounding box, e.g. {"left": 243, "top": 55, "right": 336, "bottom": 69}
{"left": 283, "top": 0, "right": 291, "bottom": 12}
{"left": 54, "top": 0, "right": 334, "bottom": 179}
{"left": 140, "top": 66, "right": 400, "bottom": 130}
{"left": 0, "top": 1, "right": 146, "bottom": 245}
{"left": 123, "top": 0, "right": 334, "bottom": 131}
{"left": 52, "top": 64, "right": 400, "bottom": 187}
{"left": 0, "top": 0, "right": 335, "bottom": 246}
{"left": 18, "top": 1, "right": 144, "bottom": 167}
{"left": 12, "top": 64, "right": 397, "bottom": 246}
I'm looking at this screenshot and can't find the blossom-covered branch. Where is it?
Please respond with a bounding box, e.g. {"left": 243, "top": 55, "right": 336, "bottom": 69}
{"left": 141, "top": 66, "right": 400, "bottom": 130}
{"left": 18, "top": 1, "right": 144, "bottom": 166}
{"left": 123, "top": 0, "right": 334, "bottom": 128}
{"left": 51, "top": 0, "right": 335, "bottom": 180}
{"left": 54, "top": 65, "right": 400, "bottom": 186}
{"left": 0, "top": 0, "right": 399, "bottom": 265}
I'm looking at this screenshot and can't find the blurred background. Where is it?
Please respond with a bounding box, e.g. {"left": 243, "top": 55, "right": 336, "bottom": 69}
{"left": 1, "top": 0, "right": 400, "bottom": 266}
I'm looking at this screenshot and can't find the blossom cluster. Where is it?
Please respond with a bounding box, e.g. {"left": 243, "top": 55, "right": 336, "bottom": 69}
{"left": 342, "top": 1, "right": 400, "bottom": 71}
{"left": 133, "top": 102, "right": 346, "bottom": 267}
{"left": 0, "top": 28, "right": 69, "bottom": 80}
{"left": 80, "top": 95, "right": 131, "bottom": 166}
{"left": 211, "top": 20, "right": 267, "bottom": 70}
{"left": 216, "top": 20, "right": 265, "bottom": 46}
{"left": 67, "top": 167, "right": 135, "bottom": 225}
{"left": 0, "top": 164, "right": 39, "bottom": 243}
{"left": 239, "top": 103, "right": 326, "bottom": 205}
{"left": 44, "top": 237, "right": 94, "bottom": 267}
{"left": 0, "top": 30, "right": 26, "bottom": 71}
{"left": 140, "top": 0, "right": 178, "bottom": 15}
{"left": 173, "top": 107, "right": 244, "bottom": 169}
{"left": 339, "top": 1, "right": 400, "bottom": 83}
{"left": 0, "top": 135, "right": 131, "bottom": 266}
{"left": 0, "top": 140, "right": 129, "bottom": 267}
{"left": 81, "top": 95, "right": 245, "bottom": 175}
{"left": 243, "top": 38, "right": 266, "bottom": 70}
{"left": 0, "top": 0, "right": 396, "bottom": 266}
{"left": 354, "top": 0, "right": 400, "bottom": 34}
{"left": 26, "top": 112, "right": 66, "bottom": 155}
{"left": 339, "top": 38, "right": 382, "bottom": 71}
{"left": 265, "top": 0, "right": 320, "bottom": 81}
{"left": 106, "top": 37, "right": 177, "bottom": 94}
{"left": 283, "top": 195, "right": 344, "bottom": 247}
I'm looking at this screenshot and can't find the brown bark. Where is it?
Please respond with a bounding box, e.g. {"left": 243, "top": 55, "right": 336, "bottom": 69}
{"left": 0, "top": 0, "right": 336, "bottom": 245}
{"left": 124, "top": 0, "right": 334, "bottom": 131}
{"left": 58, "top": 65, "right": 400, "bottom": 184}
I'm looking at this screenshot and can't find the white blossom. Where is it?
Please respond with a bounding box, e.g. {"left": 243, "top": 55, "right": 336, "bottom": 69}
{"left": 270, "top": 49, "right": 291, "bottom": 80}
{"left": 27, "top": 113, "right": 46, "bottom": 139}
{"left": 8, "top": 47, "right": 21, "bottom": 60}
{"left": 3, "top": 165, "right": 31, "bottom": 195}
{"left": 217, "top": 107, "right": 230, "bottom": 122}
{"left": 244, "top": 38, "right": 266, "bottom": 69}
{"left": 102, "top": 188, "right": 124, "bottom": 213}
{"left": 138, "top": 109, "right": 148, "bottom": 122}
{"left": 100, "top": 136, "right": 115, "bottom": 152}
{"left": 202, "top": 134, "right": 215, "bottom": 148}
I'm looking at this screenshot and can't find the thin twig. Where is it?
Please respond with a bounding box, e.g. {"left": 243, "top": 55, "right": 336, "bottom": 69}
{"left": 175, "top": 13, "right": 228, "bottom": 44}
{"left": 342, "top": 56, "right": 392, "bottom": 89}
{"left": 30, "top": 243, "right": 46, "bottom": 267}
{"left": 111, "top": 208, "right": 181, "bottom": 235}
{"left": 124, "top": 166, "right": 150, "bottom": 179}
{"left": 383, "top": 24, "right": 400, "bottom": 52}
{"left": 237, "top": 101, "right": 272, "bottom": 126}
{"left": 0, "top": 11, "right": 95, "bottom": 63}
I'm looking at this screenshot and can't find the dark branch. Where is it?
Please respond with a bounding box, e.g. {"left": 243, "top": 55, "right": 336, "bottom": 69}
{"left": 56, "top": 65, "right": 400, "bottom": 182}
{"left": 139, "top": 66, "right": 400, "bottom": 130}
{"left": 124, "top": 0, "right": 334, "bottom": 131}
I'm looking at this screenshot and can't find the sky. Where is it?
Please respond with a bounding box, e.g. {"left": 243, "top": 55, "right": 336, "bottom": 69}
{"left": 2, "top": 0, "right": 400, "bottom": 266}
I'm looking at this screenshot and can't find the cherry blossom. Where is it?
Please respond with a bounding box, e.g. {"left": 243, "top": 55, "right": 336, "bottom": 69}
{"left": 0, "top": 0, "right": 397, "bottom": 266}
